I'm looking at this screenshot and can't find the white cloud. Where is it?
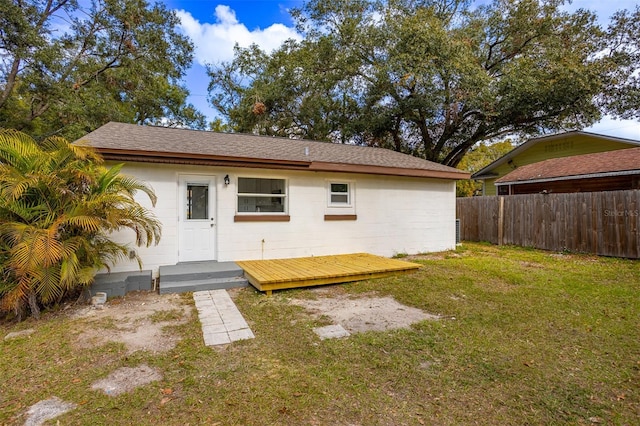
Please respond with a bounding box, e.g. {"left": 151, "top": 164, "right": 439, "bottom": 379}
{"left": 584, "top": 116, "right": 640, "bottom": 141}
{"left": 176, "top": 5, "right": 301, "bottom": 66}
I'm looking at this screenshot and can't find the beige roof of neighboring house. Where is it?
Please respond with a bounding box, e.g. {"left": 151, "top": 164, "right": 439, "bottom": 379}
{"left": 495, "top": 146, "right": 640, "bottom": 184}
{"left": 78, "top": 122, "right": 469, "bottom": 180}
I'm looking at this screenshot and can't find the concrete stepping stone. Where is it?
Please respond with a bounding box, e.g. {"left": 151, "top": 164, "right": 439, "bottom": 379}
{"left": 314, "top": 324, "right": 351, "bottom": 340}
{"left": 24, "top": 397, "right": 76, "bottom": 426}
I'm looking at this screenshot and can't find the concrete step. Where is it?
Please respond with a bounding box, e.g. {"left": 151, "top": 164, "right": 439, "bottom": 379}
{"left": 159, "top": 261, "right": 243, "bottom": 282}
{"left": 159, "top": 276, "right": 249, "bottom": 294}
{"left": 92, "top": 270, "right": 152, "bottom": 298}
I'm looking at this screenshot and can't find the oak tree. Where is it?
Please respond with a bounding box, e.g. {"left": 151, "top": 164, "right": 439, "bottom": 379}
{"left": 0, "top": 0, "right": 205, "bottom": 140}
{"left": 208, "top": 0, "right": 639, "bottom": 167}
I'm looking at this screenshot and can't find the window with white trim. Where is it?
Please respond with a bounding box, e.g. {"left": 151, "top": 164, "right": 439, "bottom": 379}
{"left": 328, "top": 182, "right": 351, "bottom": 206}
{"left": 237, "top": 177, "right": 287, "bottom": 213}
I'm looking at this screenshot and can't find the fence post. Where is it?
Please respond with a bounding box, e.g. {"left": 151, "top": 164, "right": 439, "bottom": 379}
{"left": 455, "top": 190, "right": 638, "bottom": 258}
{"left": 498, "top": 196, "right": 504, "bottom": 245}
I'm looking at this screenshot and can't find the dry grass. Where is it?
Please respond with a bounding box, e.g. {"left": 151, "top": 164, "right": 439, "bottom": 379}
{"left": 1, "top": 243, "right": 638, "bottom": 425}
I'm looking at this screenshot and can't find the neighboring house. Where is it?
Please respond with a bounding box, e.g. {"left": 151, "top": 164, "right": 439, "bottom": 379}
{"left": 80, "top": 122, "right": 469, "bottom": 278}
{"left": 472, "top": 131, "right": 640, "bottom": 196}
{"left": 494, "top": 147, "right": 640, "bottom": 195}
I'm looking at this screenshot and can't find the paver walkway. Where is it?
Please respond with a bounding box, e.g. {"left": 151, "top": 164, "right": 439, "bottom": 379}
{"left": 193, "top": 290, "right": 255, "bottom": 346}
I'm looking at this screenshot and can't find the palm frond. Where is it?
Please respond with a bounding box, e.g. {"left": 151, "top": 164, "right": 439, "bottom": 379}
{"left": 1, "top": 130, "right": 162, "bottom": 319}
{"left": 32, "top": 266, "right": 63, "bottom": 304}
{"left": 58, "top": 214, "right": 103, "bottom": 234}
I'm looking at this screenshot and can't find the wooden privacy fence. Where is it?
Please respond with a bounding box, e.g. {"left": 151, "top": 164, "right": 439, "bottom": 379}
{"left": 456, "top": 190, "right": 640, "bottom": 259}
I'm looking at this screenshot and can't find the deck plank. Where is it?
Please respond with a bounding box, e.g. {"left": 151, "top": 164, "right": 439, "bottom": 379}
{"left": 235, "top": 253, "right": 420, "bottom": 294}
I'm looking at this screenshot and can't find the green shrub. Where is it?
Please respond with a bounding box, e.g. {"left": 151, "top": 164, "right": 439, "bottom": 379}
{"left": 0, "top": 129, "right": 161, "bottom": 319}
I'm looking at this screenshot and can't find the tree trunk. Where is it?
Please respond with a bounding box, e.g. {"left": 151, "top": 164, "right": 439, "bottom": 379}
{"left": 28, "top": 291, "right": 40, "bottom": 320}
{"left": 0, "top": 58, "right": 21, "bottom": 109}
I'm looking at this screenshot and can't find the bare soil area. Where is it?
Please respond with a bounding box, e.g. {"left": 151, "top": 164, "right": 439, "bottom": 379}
{"left": 288, "top": 287, "right": 439, "bottom": 333}
{"left": 72, "top": 291, "right": 191, "bottom": 354}
{"left": 91, "top": 364, "right": 163, "bottom": 396}
{"left": 23, "top": 397, "right": 76, "bottom": 426}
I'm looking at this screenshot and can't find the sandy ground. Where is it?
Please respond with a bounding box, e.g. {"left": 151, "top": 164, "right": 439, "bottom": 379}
{"left": 73, "top": 291, "right": 191, "bottom": 354}
{"left": 91, "top": 364, "right": 163, "bottom": 396}
{"left": 23, "top": 397, "right": 76, "bottom": 426}
{"left": 288, "top": 288, "right": 439, "bottom": 333}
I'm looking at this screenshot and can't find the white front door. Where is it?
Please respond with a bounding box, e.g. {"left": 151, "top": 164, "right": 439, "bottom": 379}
{"left": 178, "top": 175, "right": 216, "bottom": 262}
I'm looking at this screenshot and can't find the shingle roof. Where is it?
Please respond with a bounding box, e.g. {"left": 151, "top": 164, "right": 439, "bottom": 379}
{"left": 78, "top": 122, "right": 469, "bottom": 180}
{"left": 471, "top": 131, "right": 640, "bottom": 180}
{"left": 495, "top": 146, "right": 640, "bottom": 184}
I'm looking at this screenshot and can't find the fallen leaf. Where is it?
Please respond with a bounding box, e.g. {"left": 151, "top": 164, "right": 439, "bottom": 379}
{"left": 616, "top": 393, "right": 626, "bottom": 401}
{"left": 160, "top": 397, "right": 171, "bottom": 406}
{"left": 161, "top": 388, "right": 173, "bottom": 395}
{"left": 72, "top": 378, "right": 82, "bottom": 384}
{"left": 589, "top": 417, "right": 604, "bottom": 424}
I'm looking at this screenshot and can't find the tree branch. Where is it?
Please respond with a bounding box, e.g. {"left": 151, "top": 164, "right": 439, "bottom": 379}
{"left": 0, "top": 58, "right": 21, "bottom": 109}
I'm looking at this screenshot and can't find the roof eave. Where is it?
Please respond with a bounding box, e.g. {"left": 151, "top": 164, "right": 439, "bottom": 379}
{"left": 471, "top": 172, "right": 499, "bottom": 180}
{"left": 95, "top": 148, "right": 469, "bottom": 180}
{"left": 309, "top": 162, "right": 471, "bottom": 180}
{"left": 95, "top": 148, "right": 312, "bottom": 169}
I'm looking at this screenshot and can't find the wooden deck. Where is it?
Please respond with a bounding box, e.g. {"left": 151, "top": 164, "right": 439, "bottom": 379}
{"left": 235, "top": 253, "right": 421, "bottom": 295}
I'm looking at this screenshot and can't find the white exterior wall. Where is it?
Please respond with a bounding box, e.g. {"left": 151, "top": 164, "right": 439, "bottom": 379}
{"left": 107, "top": 162, "right": 457, "bottom": 276}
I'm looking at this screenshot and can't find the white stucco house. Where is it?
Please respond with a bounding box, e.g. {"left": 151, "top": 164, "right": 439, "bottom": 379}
{"left": 80, "top": 122, "right": 469, "bottom": 278}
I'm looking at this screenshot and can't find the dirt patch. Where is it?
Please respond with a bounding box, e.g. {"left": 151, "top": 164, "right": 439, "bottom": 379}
{"left": 73, "top": 291, "right": 191, "bottom": 354}
{"left": 23, "top": 397, "right": 76, "bottom": 426}
{"left": 3, "top": 328, "right": 35, "bottom": 341}
{"left": 289, "top": 292, "right": 438, "bottom": 333}
{"left": 91, "top": 364, "right": 163, "bottom": 396}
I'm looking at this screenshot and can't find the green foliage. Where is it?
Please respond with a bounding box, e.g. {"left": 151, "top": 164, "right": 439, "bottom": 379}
{"left": 0, "top": 129, "right": 161, "bottom": 319}
{"left": 208, "top": 0, "right": 638, "bottom": 167}
{"left": 456, "top": 139, "right": 514, "bottom": 197}
{"left": 0, "top": 0, "right": 206, "bottom": 140}
{"left": 599, "top": 6, "right": 640, "bottom": 120}
{"left": 208, "top": 117, "right": 233, "bottom": 133}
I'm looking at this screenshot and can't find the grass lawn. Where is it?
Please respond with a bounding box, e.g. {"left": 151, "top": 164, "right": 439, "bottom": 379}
{"left": 1, "top": 243, "right": 638, "bottom": 425}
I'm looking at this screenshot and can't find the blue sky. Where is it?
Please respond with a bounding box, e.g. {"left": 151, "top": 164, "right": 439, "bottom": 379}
{"left": 164, "top": 0, "right": 640, "bottom": 139}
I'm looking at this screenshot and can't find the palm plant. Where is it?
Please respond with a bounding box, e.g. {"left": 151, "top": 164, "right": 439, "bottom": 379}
{"left": 0, "top": 129, "right": 161, "bottom": 319}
